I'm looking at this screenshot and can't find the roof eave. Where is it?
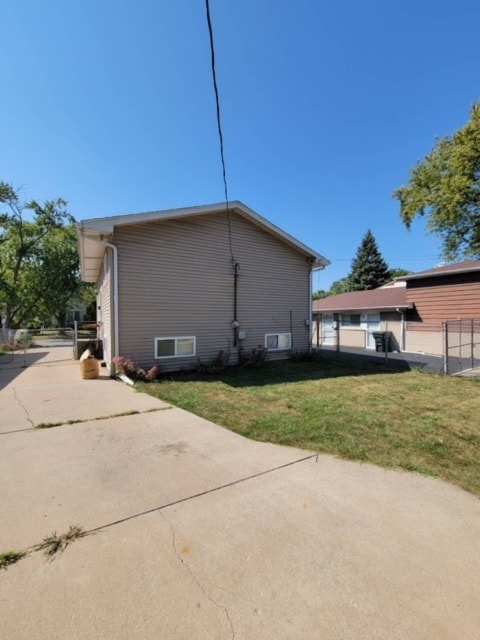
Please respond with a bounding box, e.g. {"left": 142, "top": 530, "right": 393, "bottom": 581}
{"left": 313, "top": 304, "right": 413, "bottom": 313}
{"left": 77, "top": 202, "right": 330, "bottom": 281}
{"left": 399, "top": 264, "right": 480, "bottom": 281}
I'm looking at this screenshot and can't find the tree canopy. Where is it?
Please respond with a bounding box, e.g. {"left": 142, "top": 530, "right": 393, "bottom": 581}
{"left": 0, "top": 181, "right": 82, "bottom": 328}
{"left": 394, "top": 101, "right": 480, "bottom": 261}
{"left": 348, "top": 229, "right": 391, "bottom": 291}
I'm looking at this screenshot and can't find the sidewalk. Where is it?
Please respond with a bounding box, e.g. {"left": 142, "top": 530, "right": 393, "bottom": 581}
{"left": 1, "top": 347, "right": 479, "bottom": 639}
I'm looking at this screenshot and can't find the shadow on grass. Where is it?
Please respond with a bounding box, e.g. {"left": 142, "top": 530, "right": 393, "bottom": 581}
{"left": 162, "top": 353, "right": 413, "bottom": 388}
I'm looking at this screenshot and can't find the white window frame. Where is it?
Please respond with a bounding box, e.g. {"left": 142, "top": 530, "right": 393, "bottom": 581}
{"left": 265, "top": 332, "right": 291, "bottom": 351}
{"left": 154, "top": 336, "right": 196, "bottom": 359}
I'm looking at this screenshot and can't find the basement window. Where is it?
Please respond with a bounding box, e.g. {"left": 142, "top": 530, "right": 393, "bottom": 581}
{"left": 265, "top": 332, "right": 291, "bottom": 351}
{"left": 155, "top": 336, "right": 196, "bottom": 358}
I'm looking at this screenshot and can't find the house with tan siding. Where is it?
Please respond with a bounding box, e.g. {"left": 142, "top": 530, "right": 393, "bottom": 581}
{"left": 77, "top": 202, "right": 329, "bottom": 374}
{"left": 313, "top": 260, "right": 480, "bottom": 357}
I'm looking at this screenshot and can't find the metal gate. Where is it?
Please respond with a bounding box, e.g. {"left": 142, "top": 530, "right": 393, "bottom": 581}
{"left": 444, "top": 319, "right": 480, "bottom": 375}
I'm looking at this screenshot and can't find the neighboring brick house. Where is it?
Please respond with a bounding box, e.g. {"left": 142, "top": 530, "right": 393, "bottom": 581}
{"left": 77, "top": 201, "right": 329, "bottom": 374}
{"left": 313, "top": 261, "right": 480, "bottom": 356}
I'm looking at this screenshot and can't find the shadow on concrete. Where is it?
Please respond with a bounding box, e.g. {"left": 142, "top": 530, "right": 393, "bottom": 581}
{"left": 0, "top": 351, "right": 51, "bottom": 389}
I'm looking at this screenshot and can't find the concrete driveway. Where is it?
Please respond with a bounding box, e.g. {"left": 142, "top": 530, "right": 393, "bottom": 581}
{"left": 1, "top": 347, "right": 479, "bottom": 639}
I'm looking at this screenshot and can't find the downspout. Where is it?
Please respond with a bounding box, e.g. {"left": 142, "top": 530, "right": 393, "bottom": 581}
{"left": 232, "top": 262, "right": 240, "bottom": 347}
{"left": 104, "top": 241, "right": 119, "bottom": 361}
{"left": 396, "top": 308, "right": 405, "bottom": 351}
{"left": 88, "top": 236, "right": 119, "bottom": 364}
{"left": 309, "top": 260, "right": 325, "bottom": 350}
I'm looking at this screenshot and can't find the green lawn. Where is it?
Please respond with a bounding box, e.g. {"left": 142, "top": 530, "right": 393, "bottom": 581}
{"left": 137, "top": 355, "right": 480, "bottom": 496}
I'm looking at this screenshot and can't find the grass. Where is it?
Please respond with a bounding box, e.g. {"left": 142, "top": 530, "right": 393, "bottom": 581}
{"left": 137, "top": 355, "right": 480, "bottom": 496}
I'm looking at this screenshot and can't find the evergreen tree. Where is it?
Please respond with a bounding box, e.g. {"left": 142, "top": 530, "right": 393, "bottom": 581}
{"left": 348, "top": 230, "right": 391, "bottom": 291}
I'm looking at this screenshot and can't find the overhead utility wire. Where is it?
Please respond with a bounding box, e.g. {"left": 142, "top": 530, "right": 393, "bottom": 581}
{"left": 205, "top": 0, "right": 235, "bottom": 264}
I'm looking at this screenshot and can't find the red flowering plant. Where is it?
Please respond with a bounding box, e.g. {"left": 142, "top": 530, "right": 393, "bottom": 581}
{"left": 112, "top": 356, "right": 162, "bottom": 382}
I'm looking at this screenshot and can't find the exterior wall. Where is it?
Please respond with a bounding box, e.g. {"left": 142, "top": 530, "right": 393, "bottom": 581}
{"left": 380, "top": 312, "right": 403, "bottom": 351}
{"left": 405, "top": 321, "right": 443, "bottom": 356}
{"left": 114, "top": 212, "right": 312, "bottom": 371}
{"left": 403, "top": 273, "right": 480, "bottom": 357}
{"left": 406, "top": 274, "right": 480, "bottom": 322}
{"left": 313, "top": 311, "right": 402, "bottom": 351}
{"left": 97, "top": 249, "right": 114, "bottom": 375}
{"left": 339, "top": 328, "right": 366, "bottom": 348}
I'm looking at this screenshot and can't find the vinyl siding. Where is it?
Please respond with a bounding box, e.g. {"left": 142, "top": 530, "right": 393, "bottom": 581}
{"left": 406, "top": 276, "right": 480, "bottom": 322}
{"left": 114, "top": 211, "right": 311, "bottom": 371}
{"left": 402, "top": 275, "right": 480, "bottom": 356}
{"left": 97, "top": 249, "right": 114, "bottom": 374}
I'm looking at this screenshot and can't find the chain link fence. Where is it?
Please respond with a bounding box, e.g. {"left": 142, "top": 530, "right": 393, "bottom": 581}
{"left": 0, "top": 328, "right": 15, "bottom": 364}
{"left": 1, "top": 323, "right": 102, "bottom": 367}
{"left": 0, "top": 327, "right": 75, "bottom": 367}
{"left": 444, "top": 319, "right": 480, "bottom": 375}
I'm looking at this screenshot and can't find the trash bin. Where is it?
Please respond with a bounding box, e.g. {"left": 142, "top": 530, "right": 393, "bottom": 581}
{"left": 372, "top": 331, "right": 393, "bottom": 352}
{"left": 372, "top": 331, "right": 387, "bottom": 352}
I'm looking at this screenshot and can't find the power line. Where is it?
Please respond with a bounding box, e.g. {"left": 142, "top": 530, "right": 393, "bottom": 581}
{"left": 205, "top": 0, "right": 235, "bottom": 264}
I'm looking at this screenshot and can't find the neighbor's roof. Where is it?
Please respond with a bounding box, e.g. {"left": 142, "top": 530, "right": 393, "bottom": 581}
{"left": 77, "top": 201, "right": 330, "bottom": 283}
{"left": 396, "top": 260, "right": 480, "bottom": 281}
{"left": 313, "top": 284, "right": 411, "bottom": 313}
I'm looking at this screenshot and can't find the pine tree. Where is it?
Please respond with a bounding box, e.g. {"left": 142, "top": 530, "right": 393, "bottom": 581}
{"left": 348, "top": 230, "right": 391, "bottom": 291}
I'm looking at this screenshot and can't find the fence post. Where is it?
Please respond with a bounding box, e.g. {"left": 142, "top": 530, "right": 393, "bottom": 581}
{"left": 385, "top": 321, "right": 389, "bottom": 365}
{"left": 471, "top": 319, "right": 474, "bottom": 370}
{"left": 73, "top": 320, "right": 78, "bottom": 359}
{"left": 443, "top": 322, "right": 448, "bottom": 375}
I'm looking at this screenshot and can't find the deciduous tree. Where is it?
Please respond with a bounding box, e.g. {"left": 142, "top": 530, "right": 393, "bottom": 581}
{"left": 0, "top": 182, "right": 73, "bottom": 328}
{"left": 394, "top": 101, "right": 480, "bottom": 260}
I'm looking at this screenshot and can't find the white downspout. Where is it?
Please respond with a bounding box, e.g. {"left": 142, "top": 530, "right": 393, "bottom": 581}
{"left": 309, "top": 262, "right": 325, "bottom": 349}
{"left": 104, "top": 241, "right": 119, "bottom": 360}
{"left": 87, "top": 237, "right": 119, "bottom": 363}
{"left": 396, "top": 308, "right": 405, "bottom": 351}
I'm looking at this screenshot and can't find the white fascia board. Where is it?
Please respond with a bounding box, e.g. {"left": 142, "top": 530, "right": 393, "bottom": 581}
{"left": 77, "top": 201, "right": 330, "bottom": 275}
{"left": 313, "top": 304, "right": 413, "bottom": 313}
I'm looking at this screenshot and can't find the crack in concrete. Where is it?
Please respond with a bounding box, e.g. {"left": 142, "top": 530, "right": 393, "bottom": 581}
{"left": 12, "top": 387, "right": 35, "bottom": 429}
{"left": 0, "top": 406, "right": 172, "bottom": 436}
{"left": 163, "top": 513, "right": 235, "bottom": 640}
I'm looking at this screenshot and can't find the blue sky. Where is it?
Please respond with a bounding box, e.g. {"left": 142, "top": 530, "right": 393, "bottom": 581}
{"left": 2, "top": 0, "right": 479, "bottom": 291}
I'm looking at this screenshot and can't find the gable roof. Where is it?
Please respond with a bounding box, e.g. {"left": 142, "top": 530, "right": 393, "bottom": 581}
{"left": 313, "top": 284, "right": 411, "bottom": 313}
{"left": 397, "top": 260, "right": 480, "bottom": 281}
{"left": 77, "top": 201, "right": 330, "bottom": 283}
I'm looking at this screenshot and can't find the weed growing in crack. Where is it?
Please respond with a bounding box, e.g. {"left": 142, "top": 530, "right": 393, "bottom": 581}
{"left": 34, "top": 410, "right": 147, "bottom": 430}
{"left": 35, "top": 525, "right": 86, "bottom": 558}
{"left": 35, "top": 422, "right": 64, "bottom": 429}
{"left": 0, "top": 550, "right": 26, "bottom": 569}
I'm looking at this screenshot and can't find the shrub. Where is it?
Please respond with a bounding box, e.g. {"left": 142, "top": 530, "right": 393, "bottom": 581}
{"left": 112, "top": 356, "right": 162, "bottom": 382}
{"left": 196, "top": 350, "right": 230, "bottom": 374}
{"left": 13, "top": 330, "right": 35, "bottom": 349}
{"left": 288, "top": 349, "right": 321, "bottom": 362}
{"left": 239, "top": 345, "right": 267, "bottom": 367}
